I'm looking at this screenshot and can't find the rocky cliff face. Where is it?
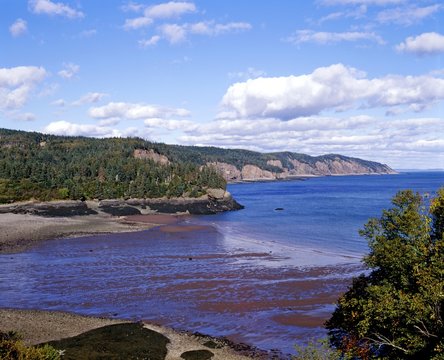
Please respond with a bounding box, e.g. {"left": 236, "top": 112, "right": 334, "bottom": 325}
{"left": 208, "top": 155, "right": 397, "bottom": 182}
{"left": 133, "top": 149, "right": 170, "bottom": 165}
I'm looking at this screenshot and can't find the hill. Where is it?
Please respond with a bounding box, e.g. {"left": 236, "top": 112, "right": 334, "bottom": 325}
{"left": 0, "top": 128, "right": 396, "bottom": 204}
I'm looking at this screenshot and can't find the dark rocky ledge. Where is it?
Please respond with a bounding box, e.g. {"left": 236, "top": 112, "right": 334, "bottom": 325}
{"left": 0, "top": 189, "right": 244, "bottom": 217}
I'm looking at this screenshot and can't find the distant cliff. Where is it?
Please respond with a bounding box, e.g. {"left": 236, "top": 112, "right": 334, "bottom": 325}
{"left": 207, "top": 153, "right": 396, "bottom": 182}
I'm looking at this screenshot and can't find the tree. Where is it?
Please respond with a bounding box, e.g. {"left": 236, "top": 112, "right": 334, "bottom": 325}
{"left": 326, "top": 189, "right": 444, "bottom": 360}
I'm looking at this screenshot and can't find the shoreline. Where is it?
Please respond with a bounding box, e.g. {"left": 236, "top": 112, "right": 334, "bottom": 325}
{"left": 0, "top": 212, "right": 185, "bottom": 254}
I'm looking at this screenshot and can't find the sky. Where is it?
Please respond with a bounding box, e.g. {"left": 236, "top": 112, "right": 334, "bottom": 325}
{"left": 1, "top": 0, "right": 444, "bottom": 169}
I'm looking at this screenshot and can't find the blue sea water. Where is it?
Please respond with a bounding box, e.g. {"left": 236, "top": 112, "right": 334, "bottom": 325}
{"left": 0, "top": 171, "right": 443, "bottom": 354}
{"left": 202, "top": 172, "right": 444, "bottom": 262}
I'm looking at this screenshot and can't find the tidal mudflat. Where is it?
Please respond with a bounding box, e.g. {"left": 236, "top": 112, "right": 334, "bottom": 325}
{"left": 0, "top": 218, "right": 361, "bottom": 355}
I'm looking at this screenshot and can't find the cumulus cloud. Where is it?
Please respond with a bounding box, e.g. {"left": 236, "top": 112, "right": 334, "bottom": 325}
{"left": 89, "top": 102, "right": 190, "bottom": 120}
{"left": 52, "top": 98, "right": 66, "bottom": 107}
{"left": 144, "top": 118, "right": 197, "bottom": 131}
{"left": 285, "top": 30, "right": 384, "bottom": 45}
{"left": 72, "top": 92, "right": 108, "bottom": 106}
{"left": 139, "top": 35, "right": 161, "bottom": 47}
{"left": 9, "top": 19, "right": 28, "bottom": 37}
{"left": 175, "top": 115, "right": 444, "bottom": 168}
{"left": 123, "top": 1, "right": 196, "bottom": 30}
{"left": 220, "top": 64, "right": 444, "bottom": 120}
{"left": 396, "top": 32, "right": 444, "bottom": 55}
{"left": 43, "top": 120, "right": 122, "bottom": 137}
{"left": 28, "top": 0, "right": 84, "bottom": 19}
{"left": 158, "top": 21, "right": 251, "bottom": 43}
{"left": 124, "top": 17, "right": 153, "bottom": 30}
{"left": 0, "top": 66, "right": 47, "bottom": 110}
{"left": 145, "top": 1, "right": 196, "bottom": 18}
{"left": 377, "top": 4, "right": 442, "bottom": 26}
{"left": 58, "top": 63, "right": 80, "bottom": 79}
{"left": 43, "top": 120, "right": 152, "bottom": 138}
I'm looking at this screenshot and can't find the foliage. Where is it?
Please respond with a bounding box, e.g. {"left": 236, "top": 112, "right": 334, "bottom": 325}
{"left": 326, "top": 189, "right": 444, "bottom": 359}
{"left": 293, "top": 338, "right": 343, "bottom": 360}
{"left": 0, "top": 128, "right": 226, "bottom": 203}
{"left": 0, "top": 331, "right": 61, "bottom": 360}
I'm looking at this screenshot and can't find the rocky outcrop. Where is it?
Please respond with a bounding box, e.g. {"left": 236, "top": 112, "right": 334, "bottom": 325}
{"left": 0, "top": 191, "right": 244, "bottom": 217}
{"left": 99, "top": 191, "right": 243, "bottom": 215}
{"left": 207, "top": 162, "right": 241, "bottom": 181}
{"left": 266, "top": 159, "right": 283, "bottom": 169}
{"left": 133, "top": 149, "right": 169, "bottom": 165}
{"left": 241, "top": 165, "right": 275, "bottom": 181}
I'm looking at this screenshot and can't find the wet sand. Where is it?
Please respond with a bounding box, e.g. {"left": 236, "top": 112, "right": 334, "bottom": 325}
{"left": 0, "top": 212, "right": 184, "bottom": 254}
{"left": 0, "top": 221, "right": 362, "bottom": 355}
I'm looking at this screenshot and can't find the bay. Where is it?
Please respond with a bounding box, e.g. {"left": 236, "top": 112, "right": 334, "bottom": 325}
{"left": 0, "top": 171, "right": 443, "bottom": 354}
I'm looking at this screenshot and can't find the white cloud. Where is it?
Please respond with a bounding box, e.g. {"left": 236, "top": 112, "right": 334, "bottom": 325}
{"left": 89, "top": 102, "right": 191, "bottom": 120}
{"left": 9, "top": 19, "right": 28, "bottom": 37}
{"left": 229, "top": 67, "right": 267, "bottom": 80}
{"left": 175, "top": 115, "right": 444, "bottom": 169}
{"left": 72, "top": 92, "right": 108, "bottom": 106}
{"left": 159, "top": 23, "right": 188, "bottom": 43}
{"left": 52, "top": 98, "right": 66, "bottom": 107}
{"left": 320, "top": 0, "right": 406, "bottom": 5}
{"left": 144, "top": 118, "right": 197, "bottom": 131}
{"left": 158, "top": 21, "right": 251, "bottom": 43}
{"left": 377, "top": 4, "right": 442, "bottom": 26}
{"left": 43, "top": 120, "right": 152, "bottom": 138}
{"left": 123, "top": 1, "right": 196, "bottom": 31}
{"left": 396, "top": 32, "right": 444, "bottom": 55}
{"left": 145, "top": 1, "right": 196, "bottom": 19}
{"left": 285, "top": 30, "right": 384, "bottom": 45}
{"left": 28, "top": 0, "right": 84, "bottom": 19}
{"left": 317, "top": 5, "right": 367, "bottom": 24}
{"left": 124, "top": 17, "right": 153, "bottom": 30}
{"left": 43, "top": 121, "right": 121, "bottom": 137}
{"left": 0, "top": 66, "right": 47, "bottom": 110}
{"left": 78, "top": 29, "right": 97, "bottom": 38}
{"left": 12, "top": 112, "right": 37, "bottom": 122}
{"left": 220, "top": 64, "right": 444, "bottom": 120}
{"left": 121, "top": 2, "right": 145, "bottom": 13}
{"left": 58, "top": 63, "right": 80, "bottom": 79}
{"left": 139, "top": 35, "right": 161, "bottom": 47}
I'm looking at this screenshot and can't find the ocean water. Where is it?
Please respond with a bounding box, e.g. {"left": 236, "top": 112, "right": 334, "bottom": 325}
{"left": 203, "top": 172, "right": 444, "bottom": 262}
{"left": 0, "top": 171, "right": 443, "bottom": 354}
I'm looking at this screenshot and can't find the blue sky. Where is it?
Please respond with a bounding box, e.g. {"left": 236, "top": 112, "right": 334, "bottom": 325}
{"left": 1, "top": 0, "right": 444, "bottom": 169}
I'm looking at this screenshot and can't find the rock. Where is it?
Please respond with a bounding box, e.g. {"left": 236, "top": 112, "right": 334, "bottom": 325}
{"left": 207, "top": 162, "right": 242, "bottom": 182}
{"left": 180, "top": 349, "right": 214, "bottom": 360}
{"left": 266, "top": 159, "right": 283, "bottom": 169}
{"left": 133, "top": 149, "right": 170, "bottom": 165}
{"left": 241, "top": 164, "right": 275, "bottom": 181}
{"left": 206, "top": 188, "right": 225, "bottom": 200}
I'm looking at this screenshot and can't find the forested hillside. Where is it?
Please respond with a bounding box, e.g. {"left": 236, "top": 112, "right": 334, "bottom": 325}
{"left": 0, "top": 129, "right": 225, "bottom": 203}
{"left": 0, "top": 128, "right": 395, "bottom": 203}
